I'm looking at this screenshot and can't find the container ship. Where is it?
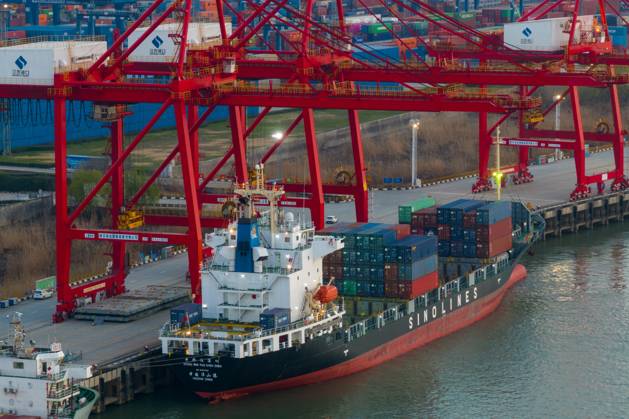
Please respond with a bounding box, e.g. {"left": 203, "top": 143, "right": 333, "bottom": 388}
{"left": 159, "top": 167, "right": 543, "bottom": 401}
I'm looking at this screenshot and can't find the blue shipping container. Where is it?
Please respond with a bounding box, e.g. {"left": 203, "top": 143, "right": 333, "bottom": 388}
{"left": 475, "top": 201, "right": 512, "bottom": 225}
{"left": 438, "top": 199, "right": 486, "bottom": 225}
{"left": 260, "top": 308, "right": 290, "bottom": 330}
{"left": 450, "top": 226, "right": 464, "bottom": 241}
{"left": 170, "top": 303, "right": 202, "bottom": 326}
{"left": 399, "top": 255, "right": 437, "bottom": 280}
{"left": 438, "top": 240, "right": 451, "bottom": 257}
{"left": 463, "top": 229, "right": 476, "bottom": 243}
{"left": 450, "top": 241, "right": 465, "bottom": 258}
{"left": 608, "top": 26, "right": 628, "bottom": 47}
{"left": 389, "top": 235, "right": 437, "bottom": 261}
{"left": 368, "top": 282, "right": 385, "bottom": 297}
{"left": 463, "top": 242, "right": 477, "bottom": 258}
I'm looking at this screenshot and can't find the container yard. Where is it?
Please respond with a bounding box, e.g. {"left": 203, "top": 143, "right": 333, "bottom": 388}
{"left": 0, "top": 0, "right": 629, "bottom": 417}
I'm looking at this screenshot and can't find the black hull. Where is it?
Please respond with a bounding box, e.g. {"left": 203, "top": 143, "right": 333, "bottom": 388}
{"left": 168, "top": 251, "right": 528, "bottom": 398}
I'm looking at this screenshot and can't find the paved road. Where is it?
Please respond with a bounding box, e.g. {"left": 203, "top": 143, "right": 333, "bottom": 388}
{"left": 0, "top": 164, "right": 55, "bottom": 175}
{"left": 0, "top": 255, "right": 188, "bottom": 365}
{"left": 1, "top": 147, "right": 625, "bottom": 365}
{"left": 326, "top": 148, "right": 629, "bottom": 224}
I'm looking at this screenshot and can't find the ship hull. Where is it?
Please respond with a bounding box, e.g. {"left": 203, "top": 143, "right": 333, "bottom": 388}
{"left": 171, "top": 262, "right": 527, "bottom": 401}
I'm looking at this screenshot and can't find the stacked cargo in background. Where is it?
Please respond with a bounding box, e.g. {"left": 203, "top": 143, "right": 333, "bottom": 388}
{"left": 511, "top": 201, "right": 532, "bottom": 234}
{"left": 320, "top": 223, "right": 357, "bottom": 293}
{"left": 410, "top": 207, "right": 437, "bottom": 235}
{"left": 431, "top": 199, "right": 512, "bottom": 259}
{"left": 340, "top": 223, "right": 397, "bottom": 298}
{"left": 384, "top": 235, "right": 438, "bottom": 299}
{"left": 398, "top": 197, "right": 436, "bottom": 224}
{"left": 474, "top": 201, "right": 513, "bottom": 258}
{"left": 322, "top": 223, "right": 437, "bottom": 300}
{"left": 436, "top": 199, "right": 486, "bottom": 257}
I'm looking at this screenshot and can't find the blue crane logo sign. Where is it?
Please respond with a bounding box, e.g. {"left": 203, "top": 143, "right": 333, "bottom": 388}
{"left": 150, "top": 35, "right": 166, "bottom": 55}
{"left": 12, "top": 55, "right": 29, "bottom": 77}
{"left": 15, "top": 55, "right": 27, "bottom": 69}
{"left": 522, "top": 27, "right": 532, "bottom": 38}
{"left": 151, "top": 35, "right": 164, "bottom": 49}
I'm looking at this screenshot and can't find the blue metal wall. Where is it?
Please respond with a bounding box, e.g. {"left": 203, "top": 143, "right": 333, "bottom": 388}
{"left": 8, "top": 103, "right": 232, "bottom": 148}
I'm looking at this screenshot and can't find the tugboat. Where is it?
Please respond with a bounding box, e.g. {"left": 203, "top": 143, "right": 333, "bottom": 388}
{"left": 159, "top": 164, "right": 543, "bottom": 402}
{"left": 0, "top": 312, "right": 98, "bottom": 418}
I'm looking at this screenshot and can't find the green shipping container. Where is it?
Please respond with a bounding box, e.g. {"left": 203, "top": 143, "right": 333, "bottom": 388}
{"left": 398, "top": 197, "right": 437, "bottom": 224}
{"left": 365, "top": 23, "right": 392, "bottom": 34}
{"left": 457, "top": 12, "right": 475, "bottom": 20}
{"left": 343, "top": 279, "right": 357, "bottom": 296}
{"left": 36, "top": 276, "right": 55, "bottom": 290}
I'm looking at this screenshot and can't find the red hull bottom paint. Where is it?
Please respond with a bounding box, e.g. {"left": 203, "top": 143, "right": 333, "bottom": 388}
{"left": 197, "top": 264, "right": 528, "bottom": 401}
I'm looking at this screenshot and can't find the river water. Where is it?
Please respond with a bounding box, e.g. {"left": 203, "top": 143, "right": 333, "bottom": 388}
{"left": 99, "top": 224, "right": 629, "bottom": 418}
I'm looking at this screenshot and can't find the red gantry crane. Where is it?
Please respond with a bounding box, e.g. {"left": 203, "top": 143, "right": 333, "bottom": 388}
{"left": 1, "top": 0, "right": 627, "bottom": 320}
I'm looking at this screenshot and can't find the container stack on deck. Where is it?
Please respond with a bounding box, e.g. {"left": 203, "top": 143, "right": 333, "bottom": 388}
{"left": 432, "top": 199, "right": 513, "bottom": 259}
{"left": 408, "top": 199, "right": 520, "bottom": 280}
{"left": 383, "top": 235, "right": 438, "bottom": 299}
{"left": 398, "top": 197, "right": 436, "bottom": 224}
{"left": 322, "top": 222, "right": 437, "bottom": 300}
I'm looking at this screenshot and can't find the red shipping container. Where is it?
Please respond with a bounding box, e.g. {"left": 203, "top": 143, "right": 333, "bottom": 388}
{"left": 387, "top": 224, "right": 410, "bottom": 240}
{"left": 581, "top": 0, "right": 599, "bottom": 14}
{"left": 476, "top": 234, "right": 512, "bottom": 258}
{"left": 411, "top": 227, "right": 424, "bottom": 235}
{"left": 398, "top": 272, "right": 438, "bottom": 299}
{"left": 385, "top": 280, "right": 398, "bottom": 298}
{"left": 384, "top": 263, "right": 398, "bottom": 282}
{"left": 438, "top": 224, "right": 451, "bottom": 241}
{"left": 475, "top": 217, "right": 512, "bottom": 242}
{"left": 412, "top": 207, "right": 437, "bottom": 228}
{"left": 463, "top": 211, "right": 477, "bottom": 229}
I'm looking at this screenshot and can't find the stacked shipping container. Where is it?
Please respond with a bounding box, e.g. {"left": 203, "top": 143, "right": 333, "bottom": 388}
{"left": 398, "top": 197, "right": 436, "bottom": 224}
{"left": 410, "top": 199, "right": 514, "bottom": 259}
{"left": 322, "top": 223, "right": 438, "bottom": 300}
{"left": 325, "top": 198, "right": 524, "bottom": 302}
{"left": 432, "top": 199, "right": 513, "bottom": 258}
{"left": 383, "top": 235, "right": 438, "bottom": 299}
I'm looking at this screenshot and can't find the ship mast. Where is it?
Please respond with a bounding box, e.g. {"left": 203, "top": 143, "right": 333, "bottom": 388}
{"left": 9, "top": 312, "right": 25, "bottom": 356}
{"left": 493, "top": 126, "right": 503, "bottom": 201}
{"left": 233, "top": 163, "right": 285, "bottom": 247}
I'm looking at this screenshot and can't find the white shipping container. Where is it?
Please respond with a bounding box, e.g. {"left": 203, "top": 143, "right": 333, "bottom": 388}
{"left": 0, "top": 41, "right": 107, "bottom": 85}
{"left": 504, "top": 16, "right": 594, "bottom": 52}
{"left": 127, "top": 22, "right": 232, "bottom": 62}
{"left": 344, "top": 14, "right": 381, "bottom": 25}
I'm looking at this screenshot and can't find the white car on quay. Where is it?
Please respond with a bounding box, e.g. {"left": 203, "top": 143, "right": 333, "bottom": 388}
{"left": 33, "top": 289, "right": 53, "bottom": 300}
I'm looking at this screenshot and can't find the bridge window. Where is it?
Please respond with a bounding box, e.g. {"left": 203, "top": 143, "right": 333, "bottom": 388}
{"left": 13, "top": 362, "right": 24, "bottom": 369}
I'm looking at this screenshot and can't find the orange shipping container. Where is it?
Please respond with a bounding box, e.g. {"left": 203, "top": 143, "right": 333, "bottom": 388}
{"left": 38, "top": 13, "right": 47, "bottom": 25}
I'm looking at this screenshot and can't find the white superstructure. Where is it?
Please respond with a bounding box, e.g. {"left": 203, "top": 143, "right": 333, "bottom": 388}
{"left": 0, "top": 313, "right": 96, "bottom": 418}
{"left": 160, "top": 165, "right": 345, "bottom": 360}
{"left": 203, "top": 219, "right": 342, "bottom": 323}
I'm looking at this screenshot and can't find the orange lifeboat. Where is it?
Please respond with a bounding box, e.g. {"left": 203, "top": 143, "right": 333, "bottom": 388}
{"left": 314, "top": 285, "right": 338, "bottom": 304}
